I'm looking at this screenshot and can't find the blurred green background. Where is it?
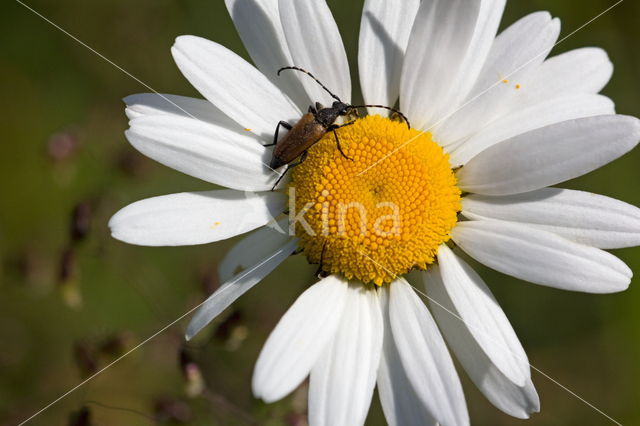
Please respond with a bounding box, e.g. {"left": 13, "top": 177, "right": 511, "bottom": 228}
{"left": 1, "top": 0, "right": 639, "bottom": 425}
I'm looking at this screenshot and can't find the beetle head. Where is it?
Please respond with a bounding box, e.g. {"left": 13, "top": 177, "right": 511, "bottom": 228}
{"left": 333, "top": 101, "right": 353, "bottom": 116}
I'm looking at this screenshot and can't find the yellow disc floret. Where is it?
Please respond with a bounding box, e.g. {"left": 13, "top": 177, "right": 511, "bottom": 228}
{"left": 290, "top": 115, "right": 461, "bottom": 286}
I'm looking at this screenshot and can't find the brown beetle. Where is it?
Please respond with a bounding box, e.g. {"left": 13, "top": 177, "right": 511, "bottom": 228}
{"left": 267, "top": 67, "right": 410, "bottom": 189}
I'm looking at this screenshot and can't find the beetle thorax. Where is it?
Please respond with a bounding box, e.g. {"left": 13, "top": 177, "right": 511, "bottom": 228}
{"left": 315, "top": 102, "right": 349, "bottom": 127}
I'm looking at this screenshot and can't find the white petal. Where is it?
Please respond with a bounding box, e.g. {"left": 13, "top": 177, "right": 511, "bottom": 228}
{"left": 434, "top": 245, "right": 529, "bottom": 385}
{"left": 308, "top": 282, "right": 382, "bottom": 426}
{"left": 219, "top": 218, "right": 290, "bottom": 282}
{"left": 468, "top": 12, "right": 559, "bottom": 96}
{"left": 252, "top": 275, "right": 349, "bottom": 403}
{"left": 123, "top": 93, "right": 240, "bottom": 130}
{"left": 457, "top": 115, "right": 640, "bottom": 196}
{"left": 172, "top": 35, "right": 301, "bottom": 138}
{"left": 527, "top": 48, "right": 614, "bottom": 101}
{"left": 389, "top": 278, "right": 468, "bottom": 426}
{"left": 224, "top": 0, "right": 309, "bottom": 108}
{"left": 424, "top": 269, "right": 539, "bottom": 419}
{"left": 186, "top": 238, "right": 298, "bottom": 340}
{"left": 462, "top": 188, "right": 640, "bottom": 249}
{"left": 400, "top": 0, "right": 483, "bottom": 130}
{"left": 377, "top": 286, "right": 437, "bottom": 426}
{"left": 279, "top": 0, "right": 351, "bottom": 104}
{"left": 443, "top": 0, "right": 507, "bottom": 115}
{"left": 451, "top": 94, "right": 615, "bottom": 166}
{"left": 452, "top": 220, "right": 632, "bottom": 293}
{"left": 436, "top": 12, "right": 560, "bottom": 144}
{"left": 109, "top": 190, "right": 285, "bottom": 246}
{"left": 358, "top": 0, "right": 420, "bottom": 112}
{"left": 125, "top": 114, "right": 283, "bottom": 191}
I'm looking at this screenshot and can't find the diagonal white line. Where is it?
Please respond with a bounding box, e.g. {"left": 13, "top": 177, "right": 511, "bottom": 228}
{"left": 407, "top": 285, "right": 623, "bottom": 426}
{"left": 16, "top": 245, "right": 294, "bottom": 425}
{"left": 357, "top": 0, "right": 624, "bottom": 177}
{"left": 528, "top": 365, "right": 622, "bottom": 425}
{"left": 356, "top": 248, "right": 623, "bottom": 425}
{"left": 14, "top": 0, "right": 283, "bottom": 177}
{"left": 14, "top": 0, "right": 196, "bottom": 119}
{"left": 553, "top": 0, "right": 624, "bottom": 46}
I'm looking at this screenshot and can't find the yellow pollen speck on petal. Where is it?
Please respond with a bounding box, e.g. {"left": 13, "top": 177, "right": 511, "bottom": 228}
{"left": 290, "top": 115, "right": 461, "bottom": 286}
{"left": 210, "top": 221, "right": 221, "bottom": 229}
{"left": 244, "top": 128, "right": 252, "bottom": 132}
{"left": 515, "top": 84, "right": 521, "bottom": 89}
{"left": 502, "top": 79, "right": 509, "bottom": 84}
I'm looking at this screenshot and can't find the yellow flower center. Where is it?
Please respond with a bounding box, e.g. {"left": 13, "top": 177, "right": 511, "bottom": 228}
{"left": 290, "top": 115, "right": 461, "bottom": 285}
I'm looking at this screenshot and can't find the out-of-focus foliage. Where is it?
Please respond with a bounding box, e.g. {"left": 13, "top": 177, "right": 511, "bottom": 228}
{"left": 1, "top": 0, "right": 638, "bottom": 425}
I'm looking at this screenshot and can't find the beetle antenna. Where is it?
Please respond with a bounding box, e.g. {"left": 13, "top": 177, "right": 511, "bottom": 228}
{"left": 352, "top": 105, "right": 411, "bottom": 129}
{"left": 278, "top": 66, "right": 342, "bottom": 102}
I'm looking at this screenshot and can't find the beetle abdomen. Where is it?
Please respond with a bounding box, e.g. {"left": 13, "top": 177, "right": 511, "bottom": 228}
{"left": 270, "top": 155, "right": 287, "bottom": 170}
{"left": 270, "top": 113, "right": 326, "bottom": 169}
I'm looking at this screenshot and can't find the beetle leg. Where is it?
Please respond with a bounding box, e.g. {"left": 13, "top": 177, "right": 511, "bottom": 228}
{"left": 331, "top": 120, "right": 356, "bottom": 130}
{"left": 329, "top": 122, "right": 356, "bottom": 161}
{"left": 287, "top": 150, "right": 309, "bottom": 168}
{"left": 271, "top": 172, "right": 287, "bottom": 191}
{"left": 315, "top": 240, "right": 329, "bottom": 277}
{"left": 264, "top": 121, "right": 293, "bottom": 147}
{"left": 271, "top": 151, "right": 309, "bottom": 191}
{"left": 334, "top": 129, "right": 354, "bottom": 161}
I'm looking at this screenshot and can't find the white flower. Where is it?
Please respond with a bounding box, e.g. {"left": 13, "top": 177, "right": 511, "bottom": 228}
{"left": 109, "top": 0, "right": 640, "bottom": 425}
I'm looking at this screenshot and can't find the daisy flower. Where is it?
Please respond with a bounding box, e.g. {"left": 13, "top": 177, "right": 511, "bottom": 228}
{"left": 109, "top": 0, "right": 640, "bottom": 425}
